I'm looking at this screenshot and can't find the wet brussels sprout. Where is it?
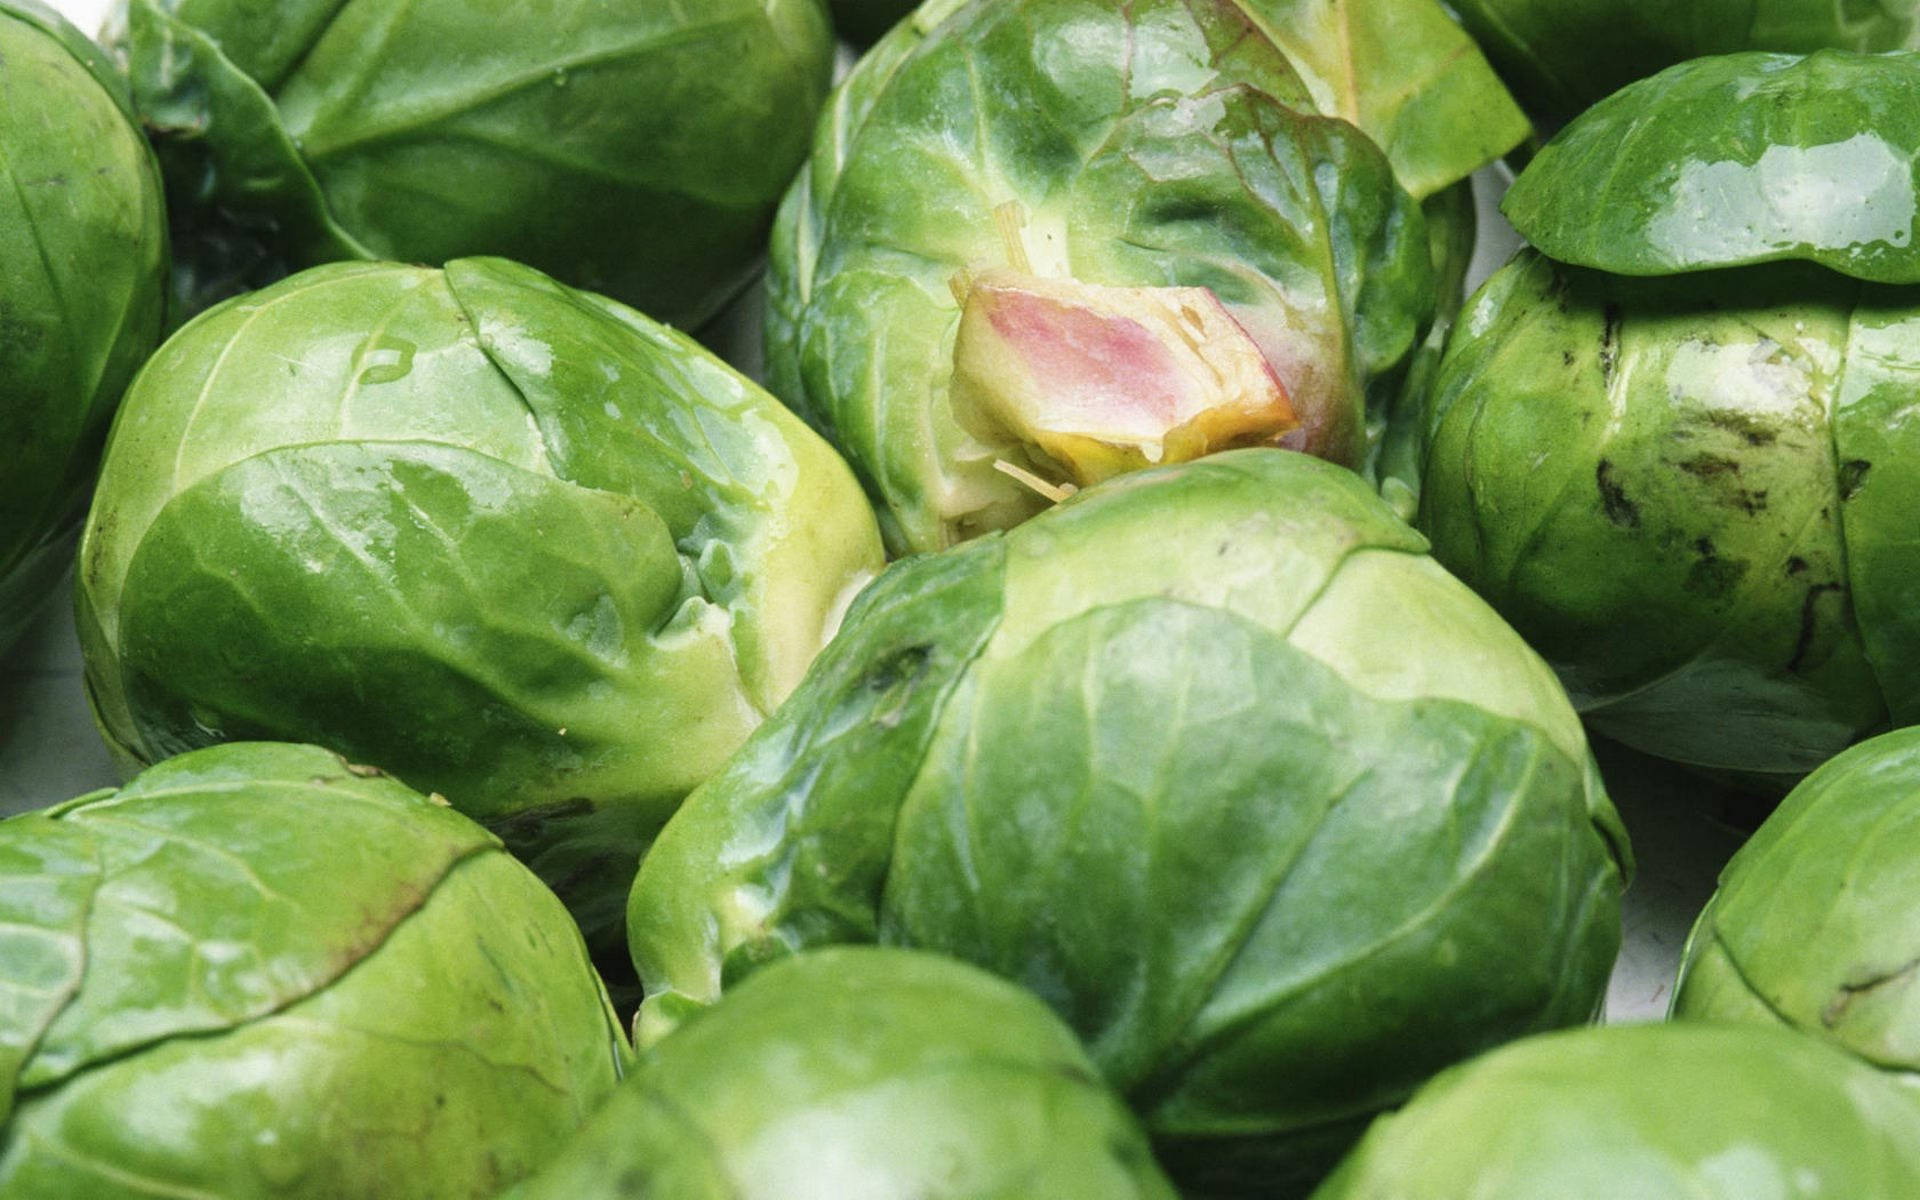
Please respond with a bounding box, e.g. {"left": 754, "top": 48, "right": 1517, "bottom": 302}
{"left": 113, "top": 0, "right": 835, "bottom": 326}
{"left": 1420, "top": 52, "right": 1920, "bottom": 787}
{"left": 1311, "top": 1024, "right": 1920, "bottom": 1198}
{"left": 1447, "top": 0, "right": 1920, "bottom": 120}
{"left": 1675, "top": 727, "right": 1920, "bottom": 1076}
{"left": 76, "top": 257, "right": 885, "bottom": 953}
{"left": 0, "top": 742, "right": 629, "bottom": 1199}
{"left": 508, "top": 948, "right": 1176, "bottom": 1199}
{"left": 0, "top": 0, "right": 166, "bottom": 651}
{"left": 628, "top": 449, "right": 1631, "bottom": 1195}
{"left": 767, "top": 0, "right": 1528, "bottom": 552}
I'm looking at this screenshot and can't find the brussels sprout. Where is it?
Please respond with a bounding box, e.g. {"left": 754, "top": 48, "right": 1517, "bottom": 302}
{"left": 508, "top": 948, "right": 1176, "bottom": 1199}
{"left": 1447, "top": 0, "right": 1920, "bottom": 120}
{"left": 1418, "top": 52, "right": 1920, "bottom": 786}
{"left": 77, "top": 257, "right": 885, "bottom": 953}
{"left": 767, "top": 0, "right": 1527, "bottom": 553}
{"left": 628, "top": 449, "right": 1630, "bottom": 1194}
{"left": 1420, "top": 251, "right": 1893, "bottom": 783}
{"left": 113, "top": 0, "right": 835, "bottom": 326}
{"left": 1675, "top": 727, "right": 1920, "bottom": 1075}
{"left": 1311, "top": 1024, "right": 1920, "bottom": 1198}
{"left": 0, "top": 742, "right": 628, "bottom": 1199}
{"left": 0, "top": 0, "right": 166, "bottom": 652}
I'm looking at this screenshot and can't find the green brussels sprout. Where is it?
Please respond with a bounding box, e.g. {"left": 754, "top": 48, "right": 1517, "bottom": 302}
{"left": 1419, "top": 53, "right": 1920, "bottom": 787}
{"left": 508, "top": 948, "right": 1176, "bottom": 1199}
{"left": 829, "top": 0, "right": 913, "bottom": 43}
{"left": 767, "top": 0, "right": 1528, "bottom": 553}
{"left": 1311, "top": 1024, "right": 1920, "bottom": 1198}
{"left": 76, "top": 256, "right": 885, "bottom": 953}
{"left": 0, "top": 742, "right": 629, "bottom": 1199}
{"left": 628, "top": 449, "right": 1631, "bottom": 1194}
{"left": 1447, "top": 0, "right": 1920, "bottom": 120}
{"left": 0, "top": 0, "right": 166, "bottom": 651}
{"left": 113, "top": 0, "right": 835, "bottom": 326}
{"left": 1675, "top": 727, "right": 1920, "bottom": 1075}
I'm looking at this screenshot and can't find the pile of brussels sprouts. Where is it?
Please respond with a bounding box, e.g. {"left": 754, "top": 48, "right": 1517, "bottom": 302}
{"left": 8, "top": 0, "right": 1920, "bottom": 1194}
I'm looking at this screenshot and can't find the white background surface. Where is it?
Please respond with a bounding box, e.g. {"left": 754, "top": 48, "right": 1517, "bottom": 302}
{"left": 5, "top": 0, "right": 1748, "bottom": 1022}
{"left": 52, "top": 0, "right": 107, "bottom": 35}
{"left": 52, "top": 0, "right": 107, "bottom": 34}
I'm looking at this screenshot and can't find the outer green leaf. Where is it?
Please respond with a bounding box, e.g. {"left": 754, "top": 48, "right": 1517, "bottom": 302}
{"left": 1311, "top": 1025, "right": 1920, "bottom": 1198}
{"left": 1448, "top": 0, "right": 1919, "bottom": 120}
{"left": 1830, "top": 299, "right": 1920, "bottom": 724}
{"left": 1506, "top": 51, "right": 1920, "bottom": 282}
{"left": 120, "top": 0, "right": 835, "bottom": 326}
{"left": 510, "top": 949, "right": 1176, "bottom": 1200}
{"left": 885, "top": 601, "right": 1616, "bottom": 1195}
{"left": 1419, "top": 250, "right": 1888, "bottom": 784}
{"left": 628, "top": 536, "right": 1009, "bottom": 1037}
{"left": 111, "top": 442, "right": 751, "bottom": 949}
{"left": 1235, "top": 0, "right": 1531, "bottom": 198}
{"left": 0, "top": 1, "right": 166, "bottom": 650}
{"left": 78, "top": 260, "right": 884, "bottom": 954}
{"left": 447, "top": 258, "right": 878, "bottom": 709}
{"left": 1673, "top": 728, "right": 1920, "bottom": 1076}
{"left": 766, "top": 0, "right": 1433, "bottom": 553}
{"left": 18, "top": 743, "right": 495, "bottom": 1091}
{"left": 0, "top": 743, "right": 627, "bottom": 1199}
{"left": 0, "top": 820, "right": 100, "bottom": 1125}
{"left": 822, "top": 0, "right": 1529, "bottom": 194}
{"left": 630, "top": 450, "right": 1626, "bottom": 1192}
{"left": 1368, "top": 181, "right": 1479, "bottom": 518}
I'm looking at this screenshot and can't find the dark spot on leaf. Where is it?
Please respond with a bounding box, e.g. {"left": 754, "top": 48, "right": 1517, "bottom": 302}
{"left": 1678, "top": 453, "right": 1740, "bottom": 479}
{"left": 1788, "top": 583, "right": 1845, "bottom": 674}
{"left": 1839, "top": 459, "right": 1872, "bottom": 500}
{"left": 861, "top": 643, "right": 937, "bottom": 730}
{"left": 864, "top": 644, "right": 933, "bottom": 695}
{"left": 1786, "top": 557, "right": 1809, "bottom": 576}
{"left": 1703, "top": 409, "right": 1778, "bottom": 446}
{"left": 1596, "top": 460, "right": 1639, "bottom": 528}
{"left": 1599, "top": 304, "right": 1622, "bottom": 386}
{"left": 1561, "top": 349, "right": 1576, "bottom": 367}
{"left": 1684, "top": 537, "right": 1747, "bottom": 598}
{"left": 1822, "top": 955, "right": 1920, "bottom": 1028}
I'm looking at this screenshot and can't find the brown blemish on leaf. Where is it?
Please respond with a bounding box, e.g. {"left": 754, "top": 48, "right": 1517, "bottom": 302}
{"left": 1822, "top": 956, "right": 1920, "bottom": 1028}
{"left": 1599, "top": 304, "right": 1622, "bottom": 387}
{"left": 1788, "top": 583, "right": 1845, "bottom": 674}
{"left": 1839, "top": 460, "right": 1872, "bottom": 501}
{"left": 1704, "top": 409, "right": 1779, "bottom": 447}
{"left": 1596, "top": 460, "right": 1639, "bottom": 528}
